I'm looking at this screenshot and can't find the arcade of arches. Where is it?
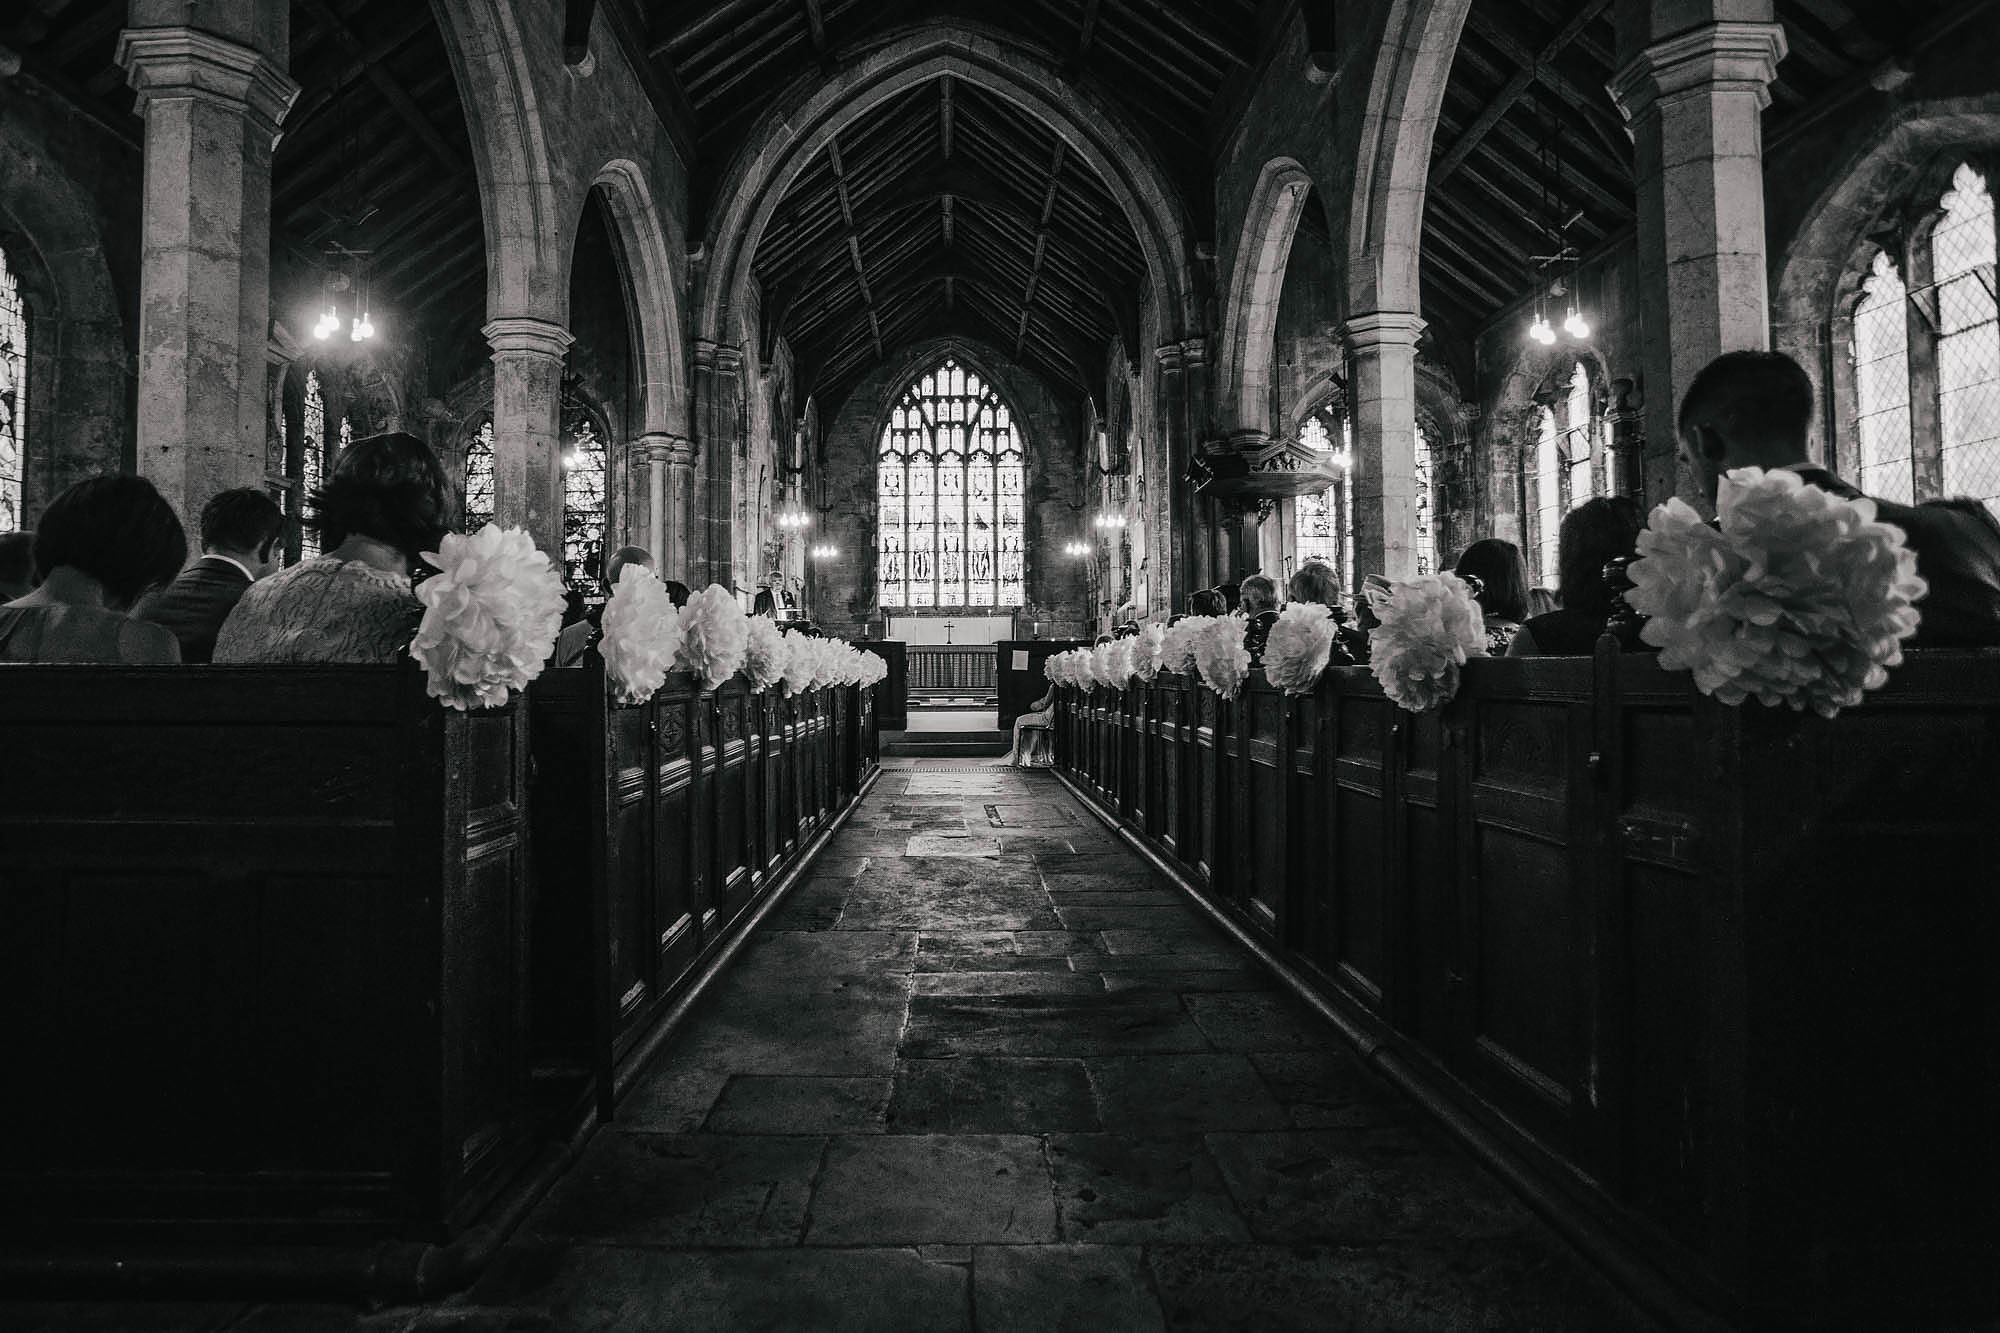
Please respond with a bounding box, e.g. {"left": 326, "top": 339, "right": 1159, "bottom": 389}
{"left": 3, "top": 0, "right": 1998, "bottom": 1328}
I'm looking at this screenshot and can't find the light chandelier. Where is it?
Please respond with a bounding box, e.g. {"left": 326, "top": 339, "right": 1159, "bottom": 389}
{"left": 1063, "top": 540, "right": 1092, "bottom": 557}
{"left": 778, "top": 508, "right": 812, "bottom": 531}
{"left": 313, "top": 246, "right": 376, "bottom": 343}
{"left": 809, "top": 543, "right": 839, "bottom": 559}
{"left": 1525, "top": 110, "right": 1589, "bottom": 348}
{"left": 1092, "top": 512, "right": 1127, "bottom": 530}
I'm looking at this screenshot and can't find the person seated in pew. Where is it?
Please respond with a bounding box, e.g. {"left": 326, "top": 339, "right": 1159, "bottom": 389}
{"left": 1286, "top": 560, "right": 1359, "bottom": 668}
{"left": 1679, "top": 349, "right": 2000, "bottom": 647}
{"left": 1187, "top": 587, "right": 1225, "bottom": 618}
{"left": 1216, "top": 582, "right": 1241, "bottom": 613}
{"left": 135, "top": 487, "right": 284, "bottom": 664}
{"left": 0, "top": 475, "right": 185, "bottom": 663}
{"left": 1527, "top": 586, "right": 1559, "bottom": 618}
{"left": 0, "top": 530, "right": 35, "bottom": 601}
{"left": 1507, "top": 497, "right": 1644, "bottom": 657}
{"left": 1349, "top": 573, "right": 1393, "bottom": 664}
{"left": 1240, "top": 573, "right": 1281, "bottom": 666}
{"left": 1453, "top": 538, "right": 1530, "bottom": 655}
{"left": 215, "top": 432, "right": 450, "bottom": 665}
{"left": 552, "top": 546, "right": 656, "bottom": 667}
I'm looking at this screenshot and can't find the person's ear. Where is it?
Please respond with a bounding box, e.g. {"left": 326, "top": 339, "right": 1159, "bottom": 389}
{"left": 1689, "top": 423, "right": 1728, "bottom": 463}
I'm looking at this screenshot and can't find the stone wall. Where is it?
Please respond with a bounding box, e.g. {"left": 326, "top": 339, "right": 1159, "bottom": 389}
{"left": 807, "top": 338, "right": 1089, "bottom": 640}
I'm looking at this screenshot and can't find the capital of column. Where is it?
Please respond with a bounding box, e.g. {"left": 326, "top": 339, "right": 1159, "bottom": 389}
{"left": 116, "top": 26, "right": 299, "bottom": 147}
{"left": 1608, "top": 21, "right": 1788, "bottom": 122}
{"left": 483, "top": 316, "right": 575, "bottom": 362}
{"left": 1154, "top": 337, "right": 1207, "bottom": 370}
{"left": 642, "top": 431, "right": 696, "bottom": 467}
{"left": 1339, "top": 311, "right": 1426, "bottom": 355}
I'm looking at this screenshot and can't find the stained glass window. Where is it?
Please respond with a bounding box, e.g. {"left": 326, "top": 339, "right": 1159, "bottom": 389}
{"left": 877, "top": 359, "right": 1025, "bottom": 608}
{"left": 1412, "top": 421, "right": 1436, "bottom": 577}
{"left": 339, "top": 416, "right": 354, "bottom": 451}
{"left": 1932, "top": 163, "right": 2000, "bottom": 515}
{"left": 1565, "top": 362, "right": 1597, "bottom": 505}
{"left": 563, "top": 405, "right": 609, "bottom": 596}
{"left": 1534, "top": 405, "right": 1562, "bottom": 586}
{"left": 1854, "top": 250, "right": 1913, "bottom": 503}
{"left": 1295, "top": 408, "right": 1355, "bottom": 593}
{"left": 0, "top": 244, "right": 25, "bottom": 533}
{"left": 298, "top": 370, "right": 325, "bottom": 559}
{"left": 464, "top": 420, "right": 496, "bottom": 532}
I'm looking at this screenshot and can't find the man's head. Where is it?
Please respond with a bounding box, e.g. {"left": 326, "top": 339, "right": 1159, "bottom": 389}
{"left": 1677, "top": 350, "right": 1815, "bottom": 503}
{"left": 1240, "top": 573, "right": 1279, "bottom": 616}
{"left": 200, "top": 487, "right": 286, "bottom": 578}
{"left": 0, "top": 530, "right": 35, "bottom": 600}
{"left": 604, "top": 545, "right": 655, "bottom": 589}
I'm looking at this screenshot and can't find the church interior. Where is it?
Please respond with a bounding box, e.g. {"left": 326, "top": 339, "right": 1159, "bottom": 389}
{"left": 1, "top": 0, "right": 1997, "bottom": 1328}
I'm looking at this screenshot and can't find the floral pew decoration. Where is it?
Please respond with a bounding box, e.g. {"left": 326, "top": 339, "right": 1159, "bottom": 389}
{"left": 597, "top": 563, "right": 685, "bottom": 705}
{"left": 1161, "top": 615, "right": 1215, "bottom": 678}
{"left": 1366, "top": 573, "right": 1488, "bottom": 712}
{"left": 1134, "top": 623, "right": 1170, "bottom": 683}
{"left": 1625, "top": 467, "right": 1926, "bottom": 718}
{"left": 743, "top": 615, "right": 792, "bottom": 694}
{"left": 1193, "top": 612, "right": 1251, "bottom": 700}
{"left": 411, "top": 523, "right": 567, "bottom": 710}
{"left": 675, "top": 584, "right": 751, "bottom": 691}
{"left": 1262, "top": 601, "right": 1340, "bottom": 696}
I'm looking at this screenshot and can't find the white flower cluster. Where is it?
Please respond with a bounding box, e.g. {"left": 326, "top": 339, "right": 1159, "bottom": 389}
{"left": 1133, "top": 623, "right": 1171, "bottom": 682}
{"left": 674, "top": 584, "right": 750, "bottom": 691}
{"left": 742, "top": 614, "right": 791, "bottom": 693}
{"left": 1160, "top": 615, "right": 1217, "bottom": 675}
{"left": 1626, "top": 467, "right": 1926, "bottom": 717}
{"left": 411, "top": 523, "right": 566, "bottom": 711}
{"left": 1262, "top": 601, "right": 1339, "bottom": 696}
{"left": 775, "top": 630, "right": 887, "bottom": 694}
{"left": 1192, "top": 612, "right": 1251, "bottom": 699}
{"left": 1367, "top": 572, "right": 1488, "bottom": 712}
{"left": 1045, "top": 645, "right": 1104, "bottom": 689}
{"left": 598, "top": 565, "right": 685, "bottom": 704}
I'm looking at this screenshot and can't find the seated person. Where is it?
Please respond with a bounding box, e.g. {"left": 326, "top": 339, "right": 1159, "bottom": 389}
{"left": 1678, "top": 349, "right": 2000, "bottom": 647}
{"left": 1187, "top": 588, "right": 1226, "bottom": 618}
{"left": 1239, "top": 573, "right": 1280, "bottom": 665}
{"left": 136, "top": 486, "right": 284, "bottom": 663}
{"left": 1216, "top": 582, "right": 1241, "bottom": 612}
{"left": 1508, "top": 497, "right": 1643, "bottom": 657}
{"left": 0, "top": 530, "right": 34, "bottom": 601}
{"left": 1453, "top": 538, "right": 1530, "bottom": 654}
{"left": 216, "top": 432, "right": 450, "bottom": 665}
{"left": 1009, "top": 684, "right": 1057, "bottom": 768}
{"left": 1286, "top": 560, "right": 1358, "bottom": 667}
{"left": 1348, "top": 573, "right": 1393, "bottom": 664}
{"left": 1527, "top": 586, "right": 1559, "bottom": 618}
{"left": 0, "top": 474, "right": 185, "bottom": 663}
{"left": 553, "top": 545, "right": 656, "bottom": 667}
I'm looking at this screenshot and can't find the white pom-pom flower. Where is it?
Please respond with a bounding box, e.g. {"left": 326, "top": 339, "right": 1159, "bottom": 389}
{"left": 1133, "top": 623, "right": 1170, "bottom": 682}
{"left": 411, "top": 524, "right": 566, "bottom": 711}
{"left": 1161, "top": 615, "right": 1216, "bottom": 676}
{"left": 1090, "top": 641, "right": 1120, "bottom": 690}
{"left": 1626, "top": 467, "right": 1927, "bottom": 718}
{"left": 674, "top": 584, "right": 750, "bottom": 691}
{"left": 1193, "top": 613, "right": 1252, "bottom": 699}
{"left": 779, "top": 630, "right": 817, "bottom": 694}
{"left": 742, "top": 615, "right": 790, "bottom": 693}
{"left": 1263, "top": 602, "right": 1338, "bottom": 696}
{"left": 1367, "top": 573, "right": 1487, "bottom": 712}
{"left": 598, "top": 564, "right": 685, "bottom": 705}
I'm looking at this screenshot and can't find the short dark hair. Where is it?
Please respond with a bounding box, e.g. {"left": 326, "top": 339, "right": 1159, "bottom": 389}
{"left": 200, "top": 487, "right": 285, "bottom": 560}
{"left": 308, "top": 431, "right": 456, "bottom": 560}
{"left": 1288, "top": 561, "right": 1340, "bottom": 607}
{"left": 663, "top": 579, "right": 691, "bottom": 609}
{"left": 0, "top": 531, "right": 34, "bottom": 588}
{"left": 1188, "top": 588, "right": 1225, "bottom": 617}
{"left": 1240, "top": 574, "right": 1279, "bottom": 614}
{"left": 1453, "top": 538, "right": 1529, "bottom": 622}
{"left": 34, "top": 474, "right": 187, "bottom": 606}
{"left": 1216, "top": 582, "right": 1241, "bottom": 612}
{"left": 1555, "top": 497, "right": 1643, "bottom": 617}
{"left": 1677, "top": 350, "right": 1814, "bottom": 444}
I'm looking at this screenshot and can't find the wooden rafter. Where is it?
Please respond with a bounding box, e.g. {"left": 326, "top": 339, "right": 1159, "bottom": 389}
{"left": 826, "top": 136, "right": 885, "bottom": 361}
{"left": 294, "top": 0, "right": 458, "bottom": 171}
{"left": 1431, "top": 0, "right": 1611, "bottom": 188}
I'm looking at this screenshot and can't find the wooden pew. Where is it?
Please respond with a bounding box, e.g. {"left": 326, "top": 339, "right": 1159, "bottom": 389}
{"left": 1055, "top": 649, "right": 2000, "bottom": 1326}
{"left": 0, "top": 666, "right": 534, "bottom": 1245}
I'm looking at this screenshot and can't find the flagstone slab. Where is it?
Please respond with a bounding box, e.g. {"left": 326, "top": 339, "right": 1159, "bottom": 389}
{"left": 804, "top": 1135, "right": 1058, "bottom": 1245}
{"left": 887, "top": 1057, "right": 1099, "bottom": 1133}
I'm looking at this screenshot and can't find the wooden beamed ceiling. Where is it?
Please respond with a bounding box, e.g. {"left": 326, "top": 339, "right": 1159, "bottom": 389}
{"left": 9, "top": 0, "right": 490, "bottom": 375}
{"left": 1421, "top": 0, "right": 1962, "bottom": 342}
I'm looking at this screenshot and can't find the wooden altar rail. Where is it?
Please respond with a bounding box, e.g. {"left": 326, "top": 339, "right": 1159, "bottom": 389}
{"left": 1054, "top": 647, "right": 1999, "bottom": 1328}
{"left": 0, "top": 664, "right": 876, "bottom": 1298}
{"left": 907, "top": 643, "right": 997, "bottom": 696}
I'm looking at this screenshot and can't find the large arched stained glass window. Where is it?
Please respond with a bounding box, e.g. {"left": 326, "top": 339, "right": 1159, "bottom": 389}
{"left": 1854, "top": 250, "right": 1913, "bottom": 502}
{"left": 464, "top": 420, "right": 496, "bottom": 532}
{"left": 299, "top": 370, "right": 326, "bottom": 559}
{"left": 1933, "top": 163, "right": 2000, "bottom": 513}
{"left": 877, "top": 359, "right": 1025, "bottom": 608}
{"left": 562, "top": 403, "right": 609, "bottom": 595}
{"left": 1294, "top": 408, "right": 1355, "bottom": 592}
{"left": 0, "top": 244, "right": 26, "bottom": 532}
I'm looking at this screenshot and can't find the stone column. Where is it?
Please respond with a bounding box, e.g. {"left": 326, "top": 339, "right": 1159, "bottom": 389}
{"left": 1606, "top": 376, "right": 1646, "bottom": 503}
{"left": 117, "top": 9, "right": 297, "bottom": 530}
{"left": 1610, "top": 11, "right": 1787, "bottom": 505}
{"left": 1154, "top": 339, "right": 1207, "bottom": 613}
{"left": 1341, "top": 311, "right": 1426, "bottom": 581}
{"left": 648, "top": 432, "right": 696, "bottom": 582}
{"left": 483, "top": 316, "right": 572, "bottom": 561}
{"left": 692, "top": 341, "right": 744, "bottom": 588}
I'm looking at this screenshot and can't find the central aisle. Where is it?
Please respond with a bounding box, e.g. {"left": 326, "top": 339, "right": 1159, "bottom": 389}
{"left": 461, "top": 760, "right": 1647, "bottom": 1330}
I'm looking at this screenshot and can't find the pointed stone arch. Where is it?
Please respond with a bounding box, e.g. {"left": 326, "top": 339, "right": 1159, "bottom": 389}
{"left": 588, "top": 160, "right": 688, "bottom": 440}
{"left": 1216, "top": 158, "right": 1319, "bottom": 439}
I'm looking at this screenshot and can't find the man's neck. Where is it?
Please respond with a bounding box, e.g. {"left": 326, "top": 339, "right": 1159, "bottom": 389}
{"left": 203, "top": 551, "right": 259, "bottom": 581}
{"left": 327, "top": 534, "right": 409, "bottom": 576}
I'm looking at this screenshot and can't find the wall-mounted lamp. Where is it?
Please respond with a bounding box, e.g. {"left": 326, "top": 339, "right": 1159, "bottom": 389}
{"left": 1091, "top": 513, "right": 1127, "bottom": 531}
{"left": 1063, "top": 540, "right": 1093, "bottom": 557}
{"left": 809, "top": 543, "right": 839, "bottom": 559}
{"left": 778, "top": 509, "right": 813, "bottom": 531}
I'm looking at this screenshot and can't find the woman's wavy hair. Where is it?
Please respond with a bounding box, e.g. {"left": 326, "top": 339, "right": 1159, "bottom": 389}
{"left": 1452, "top": 538, "right": 1529, "bottom": 622}
{"left": 306, "top": 431, "right": 457, "bottom": 562}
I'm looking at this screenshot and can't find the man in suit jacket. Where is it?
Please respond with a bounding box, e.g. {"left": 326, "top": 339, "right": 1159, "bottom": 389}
{"left": 1678, "top": 350, "right": 2000, "bottom": 648}
{"left": 137, "top": 488, "right": 284, "bottom": 662}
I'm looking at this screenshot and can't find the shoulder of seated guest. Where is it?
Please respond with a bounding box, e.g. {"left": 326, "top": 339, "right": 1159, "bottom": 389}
{"left": 1505, "top": 626, "right": 1538, "bottom": 658}
{"left": 118, "top": 615, "right": 181, "bottom": 665}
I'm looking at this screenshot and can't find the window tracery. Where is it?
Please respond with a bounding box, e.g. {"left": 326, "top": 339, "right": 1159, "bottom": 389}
{"left": 562, "top": 399, "right": 609, "bottom": 596}
{"left": 1293, "top": 406, "right": 1356, "bottom": 593}
{"left": 298, "top": 370, "right": 325, "bottom": 559}
{"left": 0, "top": 245, "right": 25, "bottom": 533}
{"left": 464, "top": 420, "right": 496, "bottom": 532}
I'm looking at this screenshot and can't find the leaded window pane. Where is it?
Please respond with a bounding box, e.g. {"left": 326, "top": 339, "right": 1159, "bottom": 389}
{"left": 1854, "top": 250, "right": 1913, "bottom": 503}
{"left": 299, "top": 371, "right": 325, "bottom": 560}
{"left": 464, "top": 420, "right": 496, "bottom": 531}
{"left": 1933, "top": 164, "right": 2000, "bottom": 516}
{"left": 1293, "top": 405, "right": 1355, "bottom": 593}
{"left": 1536, "top": 405, "right": 1561, "bottom": 587}
{"left": 562, "top": 407, "right": 609, "bottom": 598}
{"left": 1413, "top": 421, "right": 1436, "bottom": 578}
{"left": 877, "top": 358, "right": 1026, "bottom": 608}
{"left": 0, "top": 245, "right": 26, "bottom": 533}
{"left": 1565, "top": 362, "right": 1596, "bottom": 509}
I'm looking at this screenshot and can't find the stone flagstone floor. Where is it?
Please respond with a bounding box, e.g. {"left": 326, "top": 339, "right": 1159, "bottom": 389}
{"left": 6, "top": 761, "right": 1652, "bottom": 1332}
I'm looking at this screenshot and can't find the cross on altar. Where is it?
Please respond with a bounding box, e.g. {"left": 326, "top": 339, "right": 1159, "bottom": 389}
{"left": 943, "top": 619, "right": 955, "bottom": 643}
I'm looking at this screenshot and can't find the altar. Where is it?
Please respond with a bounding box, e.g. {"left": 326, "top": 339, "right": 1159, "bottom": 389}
{"left": 885, "top": 613, "right": 1014, "bottom": 645}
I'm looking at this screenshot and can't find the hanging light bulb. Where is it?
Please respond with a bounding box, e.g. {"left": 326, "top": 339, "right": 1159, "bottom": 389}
{"left": 313, "top": 305, "right": 338, "bottom": 340}
{"left": 1563, "top": 307, "right": 1591, "bottom": 340}
{"left": 1529, "top": 313, "right": 1557, "bottom": 345}
{"left": 351, "top": 310, "right": 375, "bottom": 342}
